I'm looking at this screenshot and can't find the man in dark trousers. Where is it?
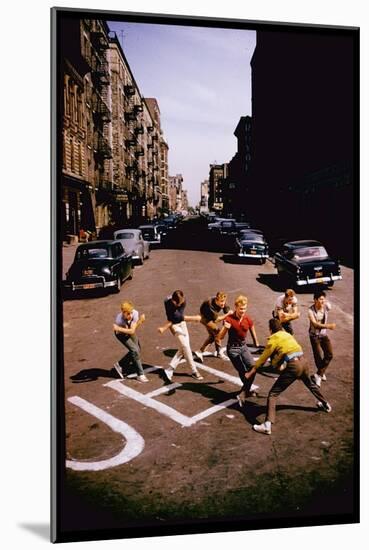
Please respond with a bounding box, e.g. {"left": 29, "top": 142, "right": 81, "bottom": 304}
{"left": 194, "top": 291, "right": 232, "bottom": 362}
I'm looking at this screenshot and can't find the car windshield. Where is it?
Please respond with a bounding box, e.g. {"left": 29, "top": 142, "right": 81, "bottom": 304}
{"left": 116, "top": 232, "right": 134, "bottom": 240}
{"left": 291, "top": 246, "right": 328, "bottom": 260}
{"left": 76, "top": 247, "right": 109, "bottom": 260}
{"left": 243, "top": 235, "right": 264, "bottom": 243}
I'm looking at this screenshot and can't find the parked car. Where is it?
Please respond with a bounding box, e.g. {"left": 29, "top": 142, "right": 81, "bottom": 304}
{"left": 113, "top": 228, "right": 150, "bottom": 265}
{"left": 237, "top": 228, "right": 264, "bottom": 236}
{"left": 208, "top": 217, "right": 231, "bottom": 231}
{"left": 138, "top": 224, "right": 161, "bottom": 246}
{"left": 274, "top": 240, "right": 342, "bottom": 287}
{"left": 219, "top": 220, "right": 251, "bottom": 236}
{"left": 64, "top": 240, "right": 133, "bottom": 294}
{"left": 236, "top": 231, "right": 269, "bottom": 263}
{"left": 161, "top": 217, "right": 178, "bottom": 231}
{"left": 155, "top": 223, "right": 169, "bottom": 240}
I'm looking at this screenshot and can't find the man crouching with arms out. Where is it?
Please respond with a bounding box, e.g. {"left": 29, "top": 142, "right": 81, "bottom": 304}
{"left": 246, "top": 318, "right": 332, "bottom": 435}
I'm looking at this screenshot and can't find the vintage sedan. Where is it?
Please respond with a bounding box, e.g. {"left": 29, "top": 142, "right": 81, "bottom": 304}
{"left": 138, "top": 224, "right": 161, "bottom": 246}
{"left": 274, "top": 240, "right": 342, "bottom": 287}
{"left": 236, "top": 231, "right": 269, "bottom": 263}
{"left": 113, "top": 228, "right": 150, "bottom": 265}
{"left": 64, "top": 240, "right": 133, "bottom": 294}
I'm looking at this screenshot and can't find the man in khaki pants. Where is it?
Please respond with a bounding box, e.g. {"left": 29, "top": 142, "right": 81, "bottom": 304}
{"left": 246, "top": 318, "right": 332, "bottom": 435}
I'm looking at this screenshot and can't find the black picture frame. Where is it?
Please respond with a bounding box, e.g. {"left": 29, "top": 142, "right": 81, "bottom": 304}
{"left": 51, "top": 6, "right": 359, "bottom": 544}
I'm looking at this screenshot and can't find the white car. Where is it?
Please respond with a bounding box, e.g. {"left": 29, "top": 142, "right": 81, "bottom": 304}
{"left": 113, "top": 229, "right": 150, "bottom": 265}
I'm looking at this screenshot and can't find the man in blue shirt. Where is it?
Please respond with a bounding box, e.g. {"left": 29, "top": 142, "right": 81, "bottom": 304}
{"left": 158, "top": 290, "right": 203, "bottom": 381}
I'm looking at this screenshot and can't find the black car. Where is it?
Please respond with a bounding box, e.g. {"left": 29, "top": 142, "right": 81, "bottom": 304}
{"left": 274, "top": 240, "right": 342, "bottom": 288}
{"left": 219, "top": 220, "right": 251, "bottom": 236}
{"left": 236, "top": 231, "right": 269, "bottom": 264}
{"left": 138, "top": 224, "right": 161, "bottom": 246}
{"left": 64, "top": 240, "right": 133, "bottom": 294}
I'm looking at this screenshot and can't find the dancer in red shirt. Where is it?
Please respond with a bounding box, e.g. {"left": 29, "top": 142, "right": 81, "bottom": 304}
{"left": 218, "top": 295, "right": 260, "bottom": 405}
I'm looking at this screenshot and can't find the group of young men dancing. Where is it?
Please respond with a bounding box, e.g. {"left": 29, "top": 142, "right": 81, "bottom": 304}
{"left": 113, "top": 287, "right": 336, "bottom": 435}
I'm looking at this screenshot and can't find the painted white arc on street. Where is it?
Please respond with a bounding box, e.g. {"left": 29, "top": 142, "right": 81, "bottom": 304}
{"left": 66, "top": 396, "right": 145, "bottom": 471}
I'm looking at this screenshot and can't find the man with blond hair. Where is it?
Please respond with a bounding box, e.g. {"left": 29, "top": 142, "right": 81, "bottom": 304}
{"left": 218, "top": 295, "right": 260, "bottom": 403}
{"left": 113, "top": 300, "right": 147, "bottom": 382}
{"left": 273, "top": 288, "right": 300, "bottom": 334}
{"left": 194, "top": 291, "right": 232, "bottom": 362}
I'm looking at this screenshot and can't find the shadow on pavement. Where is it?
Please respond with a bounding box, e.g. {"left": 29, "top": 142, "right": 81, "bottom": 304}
{"left": 221, "top": 254, "right": 266, "bottom": 265}
{"left": 241, "top": 401, "right": 320, "bottom": 427}
{"left": 70, "top": 368, "right": 117, "bottom": 383}
{"left": 256, "top": 273, "right": 287, "bottom": 292}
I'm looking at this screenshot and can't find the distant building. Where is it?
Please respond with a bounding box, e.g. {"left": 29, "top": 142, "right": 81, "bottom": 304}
{"left": 144, "top": 98, "right": 164, "bottom": 218}
{"left": 181, "top": 189, "right": 189, "bottom": 212}
{"left": 208, "top": 164, "right": 228, "bottom": 212}
{"left": 169, "top": 174, "right": 184, "bottom": 212}
{"left": 200, "top": 179, "right": 209, "bottom": 213}
{"left": 160, "top": 138, "right": 169, "bottom": 213}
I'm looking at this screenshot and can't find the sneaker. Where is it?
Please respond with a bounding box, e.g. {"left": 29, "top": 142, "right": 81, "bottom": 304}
{"left": 321, "top": 373, "right": 327, "bottom": 382}
{"left": 217, "top": 351, "right": 230, "bottom": 361}
{"left": 311, "top": 373, "right": 321, "bottom": 387}
{"left": 191, "top": 371, "right": 204, "bottom": 381}
{"left": 253, "top": 422, "right": 272, "bottom": 435}
{"left": 163, "top": 368, "right": 173, "bottom": 382}
{"left": 317, "top": 401, "right": 332, "bottom": 413}
{"left": 194, "top": 350, "right": 203, "bottom": 363}
{"left": 138, "top": 374, "right": 149, "bottom": 383}
{"left": 113, "top": 362, "right": 124, "bottom": 379}
{"left": 250, "top": 384, "right": 260, "bottom": 392}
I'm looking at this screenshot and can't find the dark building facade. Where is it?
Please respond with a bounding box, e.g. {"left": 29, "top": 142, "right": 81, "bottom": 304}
{"left": 223, "top": 116, "right": 252, "bottom": 219}
{"left": 249, "top": 29, "right": 356, "bottom": 260}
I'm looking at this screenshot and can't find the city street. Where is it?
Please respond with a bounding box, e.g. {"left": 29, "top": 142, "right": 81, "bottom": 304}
{"left": 62, "top": 217, "right": 355, "bottom": 530}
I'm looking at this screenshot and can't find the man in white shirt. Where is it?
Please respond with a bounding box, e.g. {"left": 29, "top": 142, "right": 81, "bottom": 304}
{"left": 273, "top": 289, "right": 300, "bottom": 335}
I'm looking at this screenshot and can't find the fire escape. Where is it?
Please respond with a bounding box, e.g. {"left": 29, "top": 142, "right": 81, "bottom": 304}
{"left": 90, "top": 27, "right": 113, "bottom": 207}
{"left": 124, "top": 85, "right": 146, "bottom": 220}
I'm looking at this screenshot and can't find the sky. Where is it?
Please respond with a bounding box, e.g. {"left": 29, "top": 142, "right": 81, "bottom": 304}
{"left": 107, "top": 21, "right": 256, "bottom": 206}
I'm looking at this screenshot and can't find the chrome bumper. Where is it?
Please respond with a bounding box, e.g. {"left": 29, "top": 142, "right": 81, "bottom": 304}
{"left": 65, "top": 279, "right": 117, "bottom": 290}
{"left": 238, "top": 252, "right": 268, "bottom": 258}
{"left": 296, "top": 275, "right": 342, "bottom": 286}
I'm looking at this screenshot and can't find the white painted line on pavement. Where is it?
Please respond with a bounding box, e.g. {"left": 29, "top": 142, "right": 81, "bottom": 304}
{"left": 146, "top": 383, "right": 182, "bottom": 398}
{"left": 125, "top": 365, "right": 161, "bottom": 379}
{"left": 66, "top": 396, "right": 145, "bottom": 471}
{"left": 194, "top": 362, "right": 243, "bottom": 386}
{"left": 105, "top": 380, "right": 193, "bottom": 427}
{"left": 188, "top": 398, "right": 239, "bottom": 426}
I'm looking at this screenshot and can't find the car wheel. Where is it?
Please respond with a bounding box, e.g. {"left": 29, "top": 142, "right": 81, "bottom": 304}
{"left": 260, "top": 258, "right": 266, "bottom": 265}
{"left": 137, "top": 253, "right": 144, "bottom": 266}
{"left": 327, "top": 281, "right": 334, "bottom": 288}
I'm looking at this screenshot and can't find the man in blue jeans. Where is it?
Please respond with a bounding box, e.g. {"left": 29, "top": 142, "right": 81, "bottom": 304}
{"left": 113, "top": 300, "right": 147, "bottom": 382}
{"left": 218, "top": 295, "right": 260, "bottom": 405}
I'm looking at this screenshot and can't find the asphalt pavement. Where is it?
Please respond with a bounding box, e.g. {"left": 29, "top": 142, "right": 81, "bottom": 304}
{"left": 60, "top": 216, "right": 355, "bottom": 534}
